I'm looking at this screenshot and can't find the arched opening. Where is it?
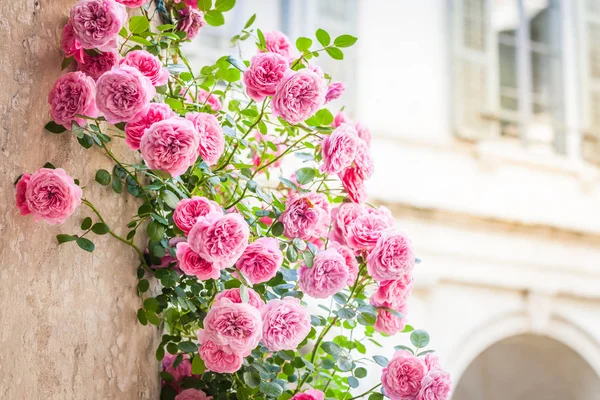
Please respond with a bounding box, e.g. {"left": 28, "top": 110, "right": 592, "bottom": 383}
{"left": 452, "top": 334, "right": 600, "bottom": 400}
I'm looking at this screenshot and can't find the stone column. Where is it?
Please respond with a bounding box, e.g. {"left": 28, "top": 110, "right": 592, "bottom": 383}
{"left": 0, "top": 1, "right": 159, "bottom": 399}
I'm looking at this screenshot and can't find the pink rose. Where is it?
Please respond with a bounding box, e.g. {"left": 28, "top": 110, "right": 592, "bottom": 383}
{"left": 272, "top": 70, "right": 326, "bottom": 124}
{"left": 416, "top": 370, "right": 452, "bottom": 400}
{"left": 175, "top": 242, "right": 220, "bottom": 280}
{"left": 24, "top": 168, "right": 82, "bottom": 225}
{"left": 346, "top": 212, "right": 393, "bottom": 252}
{"left": 333, "top": 111, "right": 351, "bottom": 128}
{"left": 139, "top": 117, "right": 199, "bottom": 177}
{"left": 70, "top": 0, "right": 127, "bottom": 50}
{"left": 78, "top": 50, "right": 120, "bottom": 80}
{"left": 325, "top": 81, "right": 345, "bottom": 103}
{"left": 367, "top": 230, "right": 415, "bottom": 282}
{"left": 15, "top": 174, "right": 32, "bottom": 216}
{"left": 382, "top": 350, "right": 427, "bottom": 400}
{"left": 214, "top": 288, "right": 265, "bottom": 310}
{"left": 177, "top": 6, "right": 205, "bottom": 40}
{"left": 61, "top": 22, "right": 84, "bottom": 63}
{"left": 351, "top": 140, "right": 374, "bottom": 180}
{"left": 424, "top": 354, "right": 442, "bottom": 372}
{"left": 329, "top": 202, "right": 366, "bottom": 245}
{"left": 261, "top": 297, "right": 311, "bottom": 351}
{"left": 262, "top": 31, "right": 295, "bottom": 61}
{"left": 329, "top": 241, "right": 359, "bottom": 286}
{"left": 368, "top": 206, "right": 395, "bottom": 226}
{"left": 188, "top": 212, "right": 249, "bottom": 269}
{"left": 340, "top": 167, "right": 367, "bottom": 204}
{"left": 280, "top": 192, "right": 330, "bottom": 241}
{"left": 95, "top": 65, "right": 156, "bottom": 124}
{"left": 374, "top": 308, "right": 406, "bottom": 335}
{"left": 196, "top": 88, "right": 221, "bottom": 111}
{"left": 371, "top": 275, "right": 413, "bottom": 310}
{"left": 236, "top": 237, "right": 283, "bottom": 284}
{"left": 198, "top": 339, "right": 243, "bottom": 374}
{"left": 175, "top": 389, "right": 212, "bottom": 400}
{"left": 48, "top": 71, "right": 99, "bottom": 130}
{"left": 120, "top": 50, "right": 170, "bottom": 86}
{"left": 116, "top": 0, "right": 150, "bottom": 7}
{"left": 185, "top": 112, "right": 224, "bottom": 166}
{"left": 162, "top": 353, "right": 192, "bottom": 383}
{"left": 291, "top": 389, "right": 325, "bottom": 400}
{"left": 124, "top": 103, "right": 175, "bottom": 151}
{"left": 173, "top": 196, "right": 221, "bottom": 235}
{"left": 355, "top": 122, "right": 371, "bottom": 145}
{"left": 173, "top": 0, "right": 198, "bottom": 6}
{"left": 299, "top": 248, "right": 348, "bottom": 299}
{"left": 320, "top": 123, "right": 360, "bottom": 174}
{"left": 243, "top": 52, "right": 289, "bottom": 101}
{"left": 198, "top": 297, "right": 262, "bottom": 356}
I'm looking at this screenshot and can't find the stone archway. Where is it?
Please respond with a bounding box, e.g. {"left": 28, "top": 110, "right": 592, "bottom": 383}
{"left": 452, "top": 334, "right": 600, "bottom": 400}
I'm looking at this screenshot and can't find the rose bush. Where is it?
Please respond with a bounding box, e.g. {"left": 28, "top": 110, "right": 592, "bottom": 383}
{"left": 18, "top": 1, "right": 452, "bottom": 399}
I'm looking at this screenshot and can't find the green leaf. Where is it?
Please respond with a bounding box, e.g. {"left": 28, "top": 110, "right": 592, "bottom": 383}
{"left": 286, "top": 245, "right": 298, "bottom": 262}
{"left": 322, "top": 341, "right": 341, "bottom": 357}
{"left": 402, "top": 324, "right": 415, "bottom": 333}
{"left": 337, "top": 356, "right": 353, "bottom": 371}
{"left": 271, "top": 221, "right": 284, "bottom": 237}
{"left": 215, "top": 0, "right": 236, "bottom": 11}
{"left": 355, "top": 367, "right": 367, "bottom": 378}
{"left": 325, "top": 46, "right": 344, "bottom": 60}
{"left": 157, "top": 24, "right": 175, "bottom": 31}
{"left": 56, "top": 234, "right": 77, "bottom": 244}
{"left": 373, "top": 355, "right": 389, "bottom": 367}
{"left": 226, "top": 55, "right": 246, "bottom": 71}
{"left": 262, "top": 382, "right": 283, "bottom": 398}
{"left": 295, "top": 167, "right": 315, "bottom": 184}
{"left": 81, "top": 217, "right": 92, "bottom": 230}
{"left": 44, "top": 121, "right": 66, "bottom": 134}
{"left": 316, "top": 108, "right": 334, "bottom": 125}
{"left": 334, "top": 34, "right": 358, "bottom": 48}
{"left": 61, "top": 56, "right": 74, "bottom": 70}
{"left": 417, "top": 350, "right": 436, "bottom": 356}
{"left": 296, "top": 37, "right": 312, "bottom": 51}
{"left": 302, "top": 250, "right": 314, "bottom": 268}
{"left": 164, "top": 97, "right": 183, "bottom": 111}
{"left": 143, "top": 297, "right": 159, "bottom": 312}
{"left": 410, "top": 329, "right": 430, "bottom": 348}
{"left": 76, "top": 237, "right": 95, "bottom": 252}
{"left": 244, "top": 14, "right": 256, "bottom": 29}
{"left": 147, "top": 221, "right": 165, "bottom": 242}
{"left": 91, "top": 223, "right": 109, "bottom": 235}
{"left": 393, "top": 344, "right": 414, "bottom": 354}
{"left": 337, "top": 308, "right": 356, "bottom": 320}
{"left": 197, "top": 0, "right": 212, "bottom": 11}
{"left": 205, "top": 10, "right": 225, "bottom": 26}
{"left": 243, "top": 371, "right": 261, "bottom": 388}
{"left": 137, "top": 308, "right": 147, "bottom": 325}
{"left": 369, "top": 394, "right": 384, "bottom": 400}
{"left": 192, "top": 355, "right": 205, "bottom": 374}
{"left": 95, "top": 169, "right": 111, "bottom": 186}
{"left": 146, "top": 310, "right": 161, "bottom": 326}
{"left": 257, "top": 29, "right": 266, "bottom": 48}
{"left": 129, "top": 15, "right": 150, "bottom": 34}
{"left": 161, "top": 190, "right": 180, "bottom": 209}
{"left": 358, "top": 312, "right": 377, "bottom": 326}
{"left": 77, "top": 133, "right": 93, "bottom": 149}
{"left": 128, "top": 36, "right": 153, "bottom": 46}
{"left": 111, "top": 176, "right": 123, "bottom": 194}
{"left": 348, "top": 376, "right": 359, "bottom": 388}
{"left": 42, "top": 162, "right": 56, "bottom": 169}
{"left": 178, "top": 341, "right": 198, "bottom": 353}
{"left": 316, "top": 28, "right": 331, "bottom": 46}
{"left": 138, "top": 279, "right": 150, "bottom": 293}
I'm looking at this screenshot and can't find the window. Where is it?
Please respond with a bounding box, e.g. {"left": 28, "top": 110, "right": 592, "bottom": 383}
{"left": 582, "top": 0, "right": 600, "bottom": 163}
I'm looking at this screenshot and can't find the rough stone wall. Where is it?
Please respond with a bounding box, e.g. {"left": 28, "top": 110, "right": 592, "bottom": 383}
{"left": 0, "top": 1, "right": 160, "bottom": 399}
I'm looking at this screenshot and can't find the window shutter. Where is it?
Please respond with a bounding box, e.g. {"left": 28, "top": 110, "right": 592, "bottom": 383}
{"left": 582, "top": 1, "right": 600, "bottom": 164}
{"left": 452, "top": 0, "right": 499, "bottom": 140}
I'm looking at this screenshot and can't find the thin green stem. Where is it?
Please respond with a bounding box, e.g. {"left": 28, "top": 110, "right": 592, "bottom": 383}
{"left": 347, "top": 383, "right": 382, "bottom": 400}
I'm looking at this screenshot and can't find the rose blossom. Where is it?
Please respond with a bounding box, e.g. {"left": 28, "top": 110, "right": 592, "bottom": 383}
{"left": 320, "top": 123, "right": 360, "bottom": 174}
{"left": 178, "top": 6, "right": 206, "bottom": 40}
{"left": 261, "top": 297, "right": 311, "bottom": 351}
{"left": 374, "top": 308, "right": 406, "bottom": 335}
{"left": 198, "top": 339, "right": 243, "bottom": 374}
{"left": 95, "top": 65, "right": 156, "bottom": 124}
{"left": 371, "top": 274, "right": 413, "bottom": 310}
{"left": 329, "top": 202, "right": 366, "bottom": 245}
{"left": 214, "top": 288, "right": 265, "bottom": 310}
{"left": 188, "top": 212, "right": 250, "bottom": 269}
{"left": 416, "top": 370, "right": 452, "bottom": 400}
{"left": 197, "top": 297, "right": 262, "bottom": 356}
{"left": 196, "top": 88, "right": 222, "bottom": 111}
{"left": 173, "top": 196, "right": 221, "bottom": 235}
{"left": 271, "top": 70, "right": 326, "bottom": 124}
{"left": 325, "top": 81, "right": 345, "bottom": 103}
{"left": 424, "top": 354, "right": 442, "bottom": 372}
{"left": 124, "top": 103, "right": 175, "bottom": 151}
{"left": 61, "top": 22, "right": 84, "bottom": 63}
{"left": 345, "top": 212, "right": 393, "bottom": 251}
{"left": 340, "top": 167, "right": 367, "bottom": 204}
{"left": 279, "top": 192, "right": 330, "bottom": 241}
{"left": 139, "top": 117, "right": 199, "bottom": 177}
{"left": 48, "top": 71, "right": 99, "bottom": 129}
{"left": 176, "top": 242, "right": 220, "bottom": 280}
{"left": 78, "top": 50, "right": 120, "bottom": 80}
{"left": 120, "top": 50, "right": 170, "bottom": 86}
{"left": 15, "top": 174, "right": 31, "bottom": 216}
{"left": 367, "top": 230, "right": 415, "bottom": 282}
{"left": 162, "top": 353, "right": 192, "bottom": 383}
{"left": 333, "top": 111, "right": 351, "bottom": 128}
{"left": 329, "top": 241, "right": 359, "bottom": 286}
{"left": 24, "top": 168, "right": 82, "bottom": 225}
{"left": 116, "top": 0, "right": 150, "bottom": 7}
{"left": 382, "top": 350, "right": 427, "bottom": 400}
{"left": 299, "top": 248, "right": 348, "bottom": 299}
{"left": 70, "top": 0, "right": 127, "bottom": 50}
{"left": 175, "top": 389, "right": 212, "bottom": 400}
{"left": 173, "top": 0, "right": 198, "bottom": 6}
{"left": 243, "top": 52, "right": 289, "bottom": 101}
{"left": 236, "top": 237, "right": 283, "bottom": 284}
{"left": 355, "top": 122, "right": 372, "bottom": 145}
{"left": 262, "top": 31, "right": 295, "bottom": 61}
{"left": 351, "top": 139, "right": 374, "bottom": 180}
{"left": 185, "top": 112, "right": 224, "bottom": 166}
{"left": 290, "top": 389, "right": 325, "bottom": 400}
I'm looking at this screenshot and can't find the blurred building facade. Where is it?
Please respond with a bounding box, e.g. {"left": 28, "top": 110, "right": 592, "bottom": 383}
{"left": 186, "top": 0, "right": 600, "bottom": 398}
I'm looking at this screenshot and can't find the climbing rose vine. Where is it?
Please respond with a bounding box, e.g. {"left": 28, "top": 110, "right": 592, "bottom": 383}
{"left": 16, "top": 1, "right": 453, "bottom": 399}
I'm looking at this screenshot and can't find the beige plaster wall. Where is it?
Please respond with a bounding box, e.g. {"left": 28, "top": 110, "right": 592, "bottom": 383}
{"left": 0, "top": 1, "right": 159, "bottom": 398}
